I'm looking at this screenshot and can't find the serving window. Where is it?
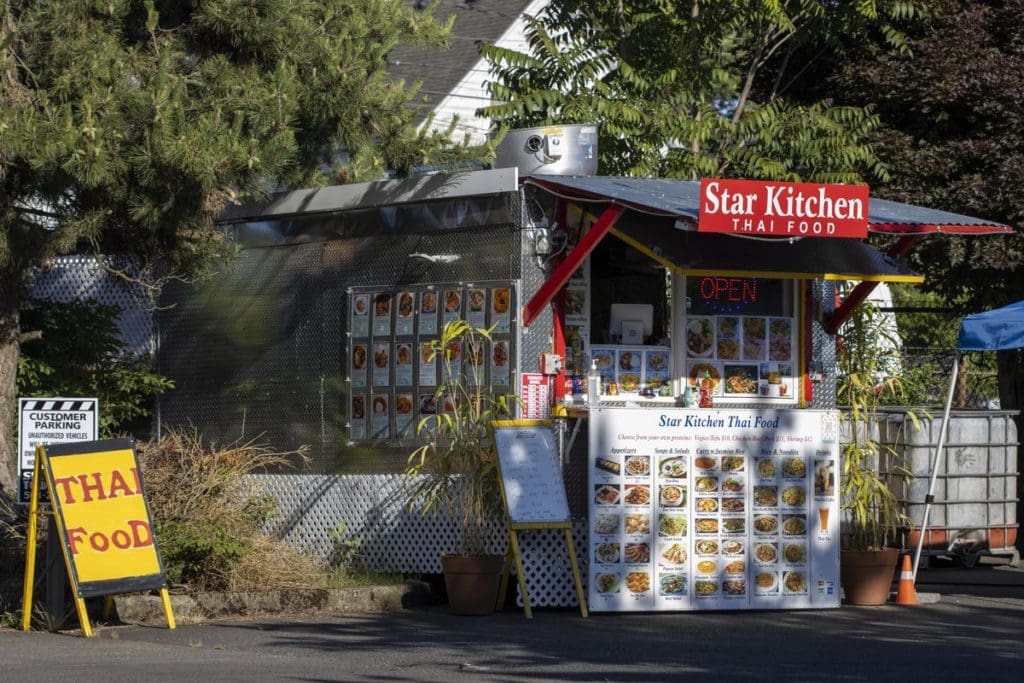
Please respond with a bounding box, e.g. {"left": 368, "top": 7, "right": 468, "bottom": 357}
{"left": 675, "top": 276, "right": 798, "bottom": 404}
{"left": 575, "top": 226, "right": 801, "bottom": 404}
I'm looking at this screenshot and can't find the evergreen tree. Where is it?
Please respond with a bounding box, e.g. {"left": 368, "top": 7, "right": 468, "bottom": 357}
{"left": 479, "top": 0, "right": 926, "bottom": 181}
{"left": 0, "top": 0, "right": 489, "bottom": 493}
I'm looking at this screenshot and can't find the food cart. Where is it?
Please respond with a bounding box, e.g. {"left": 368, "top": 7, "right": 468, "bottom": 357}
{"left": 511, "top": 171, "right": 1010, "bottom": 611}
{"left": 153, "top": 125, "right": 1012, "bottom": 609}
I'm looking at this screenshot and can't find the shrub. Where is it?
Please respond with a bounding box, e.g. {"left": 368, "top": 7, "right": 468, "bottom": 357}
{"left": 137, "top": 429, "right": 319, "bottom": 592}
{"left": 17, "top": 299, "right": 173, "bottom": 436}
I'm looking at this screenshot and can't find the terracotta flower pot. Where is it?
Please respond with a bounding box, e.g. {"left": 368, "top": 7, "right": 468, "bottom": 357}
{"left": 840, "top": 547, "right": 900, "bottom": 605}
{"left": 441, "top": 554, "right": 504, "bottom": 615}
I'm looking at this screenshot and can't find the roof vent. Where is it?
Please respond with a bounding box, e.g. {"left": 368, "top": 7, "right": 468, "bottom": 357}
{"left": 494, "top": 123, "right": 599, "bottom": 177}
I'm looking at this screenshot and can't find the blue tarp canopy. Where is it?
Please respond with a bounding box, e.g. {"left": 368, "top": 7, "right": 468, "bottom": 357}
{"left": 956, "top": 300, "right": 1024, "bottom": 351}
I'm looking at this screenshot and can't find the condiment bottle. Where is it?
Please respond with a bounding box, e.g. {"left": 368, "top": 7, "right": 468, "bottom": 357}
{"left": 587, "top": 360, "right": 601, "bottom": 404}
{"left": 699, "top": 371, "right": 714, "bottom": 408}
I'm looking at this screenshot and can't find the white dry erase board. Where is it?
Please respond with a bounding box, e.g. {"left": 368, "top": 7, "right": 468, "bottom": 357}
{"left": 492, "top": 421, "right": 571, "bottom": 525}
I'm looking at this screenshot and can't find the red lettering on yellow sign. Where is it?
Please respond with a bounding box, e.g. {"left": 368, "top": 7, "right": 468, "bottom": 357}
{"left": 66, "top": 520, "right": 153, "bottom": 555}
{"left": 52, "top": 467, "right": 142, "bottom": 504}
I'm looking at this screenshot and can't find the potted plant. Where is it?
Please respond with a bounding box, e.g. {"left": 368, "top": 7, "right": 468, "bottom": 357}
{"left": 405, "top": 320, "right": 514, "bottom": 615}
{"left": 837, "top": 302, "right": 916, "bottom": 605}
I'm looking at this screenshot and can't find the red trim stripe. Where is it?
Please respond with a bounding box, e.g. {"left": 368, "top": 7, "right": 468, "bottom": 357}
{"left": 522, "top": 204, "right": 625, "bottom": 327}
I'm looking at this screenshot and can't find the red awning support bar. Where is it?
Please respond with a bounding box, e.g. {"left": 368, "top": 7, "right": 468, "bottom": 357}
{"left": 522, "top": 203, "right": 626, "bottom": 327}
{"left": 823, "top": 235, "right": 922, "bottom": 335}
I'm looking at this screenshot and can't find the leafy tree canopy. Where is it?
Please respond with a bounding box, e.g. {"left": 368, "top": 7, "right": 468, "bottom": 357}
{"left": 0, "top": 0, "right": 491, "bottom": 493}
{"left": 797, "top": 0, "right": 1024, "bottom": 310}
{"left": 1, "top": 0, "right": 488, "bottom": 279}
{"left": 479, "top": 0, "right": 927, "bottom": 182}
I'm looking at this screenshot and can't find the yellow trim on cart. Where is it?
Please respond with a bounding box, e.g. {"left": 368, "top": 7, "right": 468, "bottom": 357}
{"left": 491, "top": 419, "right": 553, "bottom": 428}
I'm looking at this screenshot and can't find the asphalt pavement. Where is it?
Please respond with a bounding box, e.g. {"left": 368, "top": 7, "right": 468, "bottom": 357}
{"left": 2, "top": 559, "right": 1023, "bottom": 682}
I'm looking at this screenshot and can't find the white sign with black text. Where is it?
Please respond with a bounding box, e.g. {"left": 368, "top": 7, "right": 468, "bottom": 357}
{"left": 17, "top": 397, "right": 99, "bottom": 504}
{"left": 587, "top": 407, "right": 839, "bottom": 611}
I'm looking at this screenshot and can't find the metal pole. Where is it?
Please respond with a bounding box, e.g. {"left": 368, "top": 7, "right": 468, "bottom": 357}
{"left": 45, "top": 515, "right": 67, "bottom": 631}
{"left": 912, "top": 350, "right": 959, "bottom": 580}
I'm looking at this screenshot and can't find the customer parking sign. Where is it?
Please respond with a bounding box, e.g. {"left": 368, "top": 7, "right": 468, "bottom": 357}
{"left": 17, "top": 397, "right": 99, "bottom": 504}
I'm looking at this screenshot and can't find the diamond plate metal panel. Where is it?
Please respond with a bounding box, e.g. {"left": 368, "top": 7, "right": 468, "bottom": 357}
{"left": 812, "top": 281, "right": 837, "bottom": 409}
{"left": 157, "top": 243, "right": 330, "bottom": 466}
{"left": 158, "top": 211, "right": 521, "bottom": 472}
{"left": 24, "top": 256, "right": 153, "bottom": 358}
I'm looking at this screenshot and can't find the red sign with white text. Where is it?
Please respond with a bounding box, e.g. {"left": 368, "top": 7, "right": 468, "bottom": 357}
{"left": 699, "top": 178, "right": 869, "bottom": 238}
{"left": 520, "top": 373, "right": 550, "bottom": 419}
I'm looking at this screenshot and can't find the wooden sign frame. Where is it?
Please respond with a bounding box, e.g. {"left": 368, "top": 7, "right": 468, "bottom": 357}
{"left": 22, "top": 440, "right": 175, "bottom": 637}
{"left": 491, "top": 419, "right": 587, "bottom": 618}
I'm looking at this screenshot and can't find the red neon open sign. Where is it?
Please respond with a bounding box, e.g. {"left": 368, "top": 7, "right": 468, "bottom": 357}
{"left": 699, "top": 277, "right": 757, "bottom": 305}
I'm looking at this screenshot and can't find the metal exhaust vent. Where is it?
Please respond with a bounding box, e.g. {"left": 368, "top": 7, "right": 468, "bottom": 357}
{"left": 494, "top": 123, "right": 599, "bottom": 177}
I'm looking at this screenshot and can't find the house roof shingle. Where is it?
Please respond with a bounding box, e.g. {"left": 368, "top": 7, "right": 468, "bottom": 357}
{"left": 389, "top": 1, "right": 534, "bottom": 120}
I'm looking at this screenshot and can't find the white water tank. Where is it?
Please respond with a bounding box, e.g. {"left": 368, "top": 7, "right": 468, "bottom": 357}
{"left": 494, "top": 123, "right": 599, "bottom": 177}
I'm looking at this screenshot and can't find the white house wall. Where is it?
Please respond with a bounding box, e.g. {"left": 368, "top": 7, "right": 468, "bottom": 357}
{"left": 425, "top": 0, "right": 550, "bottom": 145}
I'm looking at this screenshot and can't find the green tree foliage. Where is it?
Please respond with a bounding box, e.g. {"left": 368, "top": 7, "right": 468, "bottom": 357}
{"left": 480, "top": 0, "right": 926, "bottom": 181}
{"left": 17, "top": 299, "right": 173, "bottom": 435}
{"left": 0, "top": 0, "right": 491, "bottom": 492}
{"left": 785, "top": 0, "right": 1024, "bottom": 311}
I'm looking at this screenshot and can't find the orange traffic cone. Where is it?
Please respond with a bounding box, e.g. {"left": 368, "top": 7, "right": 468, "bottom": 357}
{"left": 895, "top": 553, "right": 918, "bottom": 605}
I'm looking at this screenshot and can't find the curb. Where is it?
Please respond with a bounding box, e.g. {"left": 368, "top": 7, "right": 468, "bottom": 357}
{"left": 112, "top": 581, "right": 436, "bottom": 625}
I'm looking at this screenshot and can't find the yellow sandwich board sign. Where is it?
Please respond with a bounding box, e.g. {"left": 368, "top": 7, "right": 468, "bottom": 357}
{"left": 22, "top": 438, "right": 175, "bottom": 636}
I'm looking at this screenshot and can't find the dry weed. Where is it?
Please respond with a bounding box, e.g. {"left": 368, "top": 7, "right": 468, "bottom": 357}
{"left": 136, "top": 429, "right": 322, "bottom": 592}
{"left": 226, "top": 535, "right": 326, "bottom": 591}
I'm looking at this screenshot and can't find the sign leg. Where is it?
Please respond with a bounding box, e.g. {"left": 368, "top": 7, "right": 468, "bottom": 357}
{"left": 508, "top": 530, "right": 532, "bottom": 619}
{"left": 563, "top": 527, "right": 589, "bottom": 618}
{"left": 102, "top": 595, "right": 114, "bottom": 622}
{"left": 73, "top": 595, "right": 93, "bottom": 638}
{"left": 45, "top": 515, "right": 67, "bottom": 632}
{"left": 21, "top": 452, "right": 42, "bottom": 631}
{"left": 159, "top": 588, "right": 177, "bottom": 630}
{"left": 496, "top": 546, "right": 512, "bottom": 612}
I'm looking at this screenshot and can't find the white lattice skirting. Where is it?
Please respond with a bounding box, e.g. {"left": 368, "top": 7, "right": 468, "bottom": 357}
{"left": 248, "top": 474, "right": 586, "bottom": 607}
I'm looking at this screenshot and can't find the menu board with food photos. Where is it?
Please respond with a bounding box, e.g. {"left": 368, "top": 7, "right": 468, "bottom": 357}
{"left": 372, "top": 293, "right": 392, "bottom": 336}
{"left": 419, "top": 290, "right": 439, "bottom": 335}
{"left": 588, "top": 407, "right": 840, "bottom": 611}
{"left": 351, "top": 294, "right": 370, "bottom": 337}
{"left": 685, "top": 314, "right": 796, "bottom": 403}
{"left": 466, "top": 288, "right": 487, "bottom": 328}
{"left": 491, "top": 287, "right": 512, "bottom": 333}
{"left": 347, "top": 284, "right": 516, "bottom": 442}
{"left": 590, "top": 346, "right": 673, "bottom": 398}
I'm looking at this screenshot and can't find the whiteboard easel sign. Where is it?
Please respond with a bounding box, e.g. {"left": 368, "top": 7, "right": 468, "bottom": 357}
{"left": 17, "top": 398, "right": 99, "bottom": 504}
{"left": 492, "top": 421, "right": 570, "bottom": 524}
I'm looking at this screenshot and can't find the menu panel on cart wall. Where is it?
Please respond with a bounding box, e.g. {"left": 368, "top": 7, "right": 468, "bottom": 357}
{"left": 587, "top": 407, "right": 840, "bottom": 611}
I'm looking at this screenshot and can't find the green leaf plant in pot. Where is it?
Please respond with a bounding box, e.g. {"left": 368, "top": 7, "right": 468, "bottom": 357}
{"left": 406, "top": 320, "right": 515, "bottom": 615}
{"left": 837, "top": 302, "right": 916, "bottom": 606}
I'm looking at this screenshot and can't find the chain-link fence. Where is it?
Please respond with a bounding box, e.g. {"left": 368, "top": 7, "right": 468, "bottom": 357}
{"left": 875, "top": 307, "right": 1001, "bottom": 410}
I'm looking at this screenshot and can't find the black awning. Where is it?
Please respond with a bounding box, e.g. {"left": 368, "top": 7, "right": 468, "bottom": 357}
{"left": 526, "top": 175, "right": 1012, "bottom": 235}
{"left": 612, "top": 220, "right": 922, "bottom": 283}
